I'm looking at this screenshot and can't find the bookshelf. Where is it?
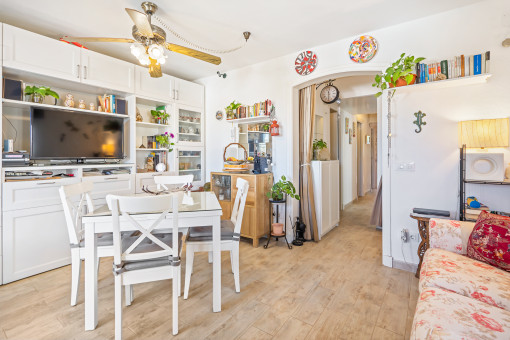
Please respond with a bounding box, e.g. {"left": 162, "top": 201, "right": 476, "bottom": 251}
{"left": 393, "top": 74, "right": 491, "bottom": 95}
{"left": 228, "top": 116, "right": 271, "bottom": 124}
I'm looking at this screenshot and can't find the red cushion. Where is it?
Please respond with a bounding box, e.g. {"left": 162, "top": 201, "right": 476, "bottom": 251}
{"left": 467, "top": 211, "right": 510, "bottom": 272}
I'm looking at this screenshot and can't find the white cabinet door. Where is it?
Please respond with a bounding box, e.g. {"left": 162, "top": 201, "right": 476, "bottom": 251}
{"left": 329, "top": 160, "right": 340, "bottom": 227}
{"left": 81, "top": 174, "right": 135, "bottom": 200}
{"left": 2, "top": 205, "right": 71, "bottom": 283}
{"left": 2, "top": 24, "right": 80, "bottom": 81}
{"left": 135, "top": 66, "right": 172, "bottom": 101}
{"left": 174, "top": 78, "right": 204, "bottom": 107}
{"left": 176, "top": 104, "right": 204, "bottom": 146}
{"left": 177, "top": 147, "right": 204, "bottom": 186}
{"left": 80, "top": 49, "right": 135, "bottom": 93}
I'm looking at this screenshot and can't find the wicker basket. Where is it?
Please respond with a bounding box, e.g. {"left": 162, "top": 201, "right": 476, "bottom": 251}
{"left": 223, "top": 143, "right": 248, "bottom": 165}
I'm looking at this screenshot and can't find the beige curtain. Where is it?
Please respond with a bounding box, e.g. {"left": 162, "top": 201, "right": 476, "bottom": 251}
{"left": 299, "top": 85, "right": 319, "bottom": 241}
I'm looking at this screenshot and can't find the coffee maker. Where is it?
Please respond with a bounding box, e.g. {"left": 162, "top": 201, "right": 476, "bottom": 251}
{"left": 253, "top": 154, "right": 270, "bottom": 174}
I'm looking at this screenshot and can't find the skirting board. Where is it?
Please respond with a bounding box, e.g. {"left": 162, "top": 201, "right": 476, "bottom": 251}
{"left": 392, "top": 259, "right": 418, "bottom": 274}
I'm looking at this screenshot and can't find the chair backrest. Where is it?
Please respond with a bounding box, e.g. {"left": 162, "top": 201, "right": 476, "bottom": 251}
{"left": 107, "top": 194, "right": 180, "bottom": 266}
{"left": 154, "top": 175, "right": 194, "bottom": 191}
{"left": 59, "top": 181, "right": 95, "bottom": 245}
{"left": 230, "top": 178, "right": 249, "bottom": 235}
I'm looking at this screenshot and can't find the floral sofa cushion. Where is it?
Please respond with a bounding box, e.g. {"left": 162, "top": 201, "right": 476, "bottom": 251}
{"left": 429, "top": 218, "right": 464, "bottom": 254}
{"left": 420, "top": 248, "right": 510, "bottom": 310}
{"left": 411, "top": 287, "right": 510, "bottom": 340}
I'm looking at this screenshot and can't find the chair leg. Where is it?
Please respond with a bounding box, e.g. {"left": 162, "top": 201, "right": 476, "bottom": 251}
{"left": 230, "top": 250, "right": 234, "bottom": 274}
{"left": 208, "top": 251, "right": 213, "bottom": 264}
{"left": 70, "top": 250, "right": 81, "bottom": 306}
{"left": 125, "top": 285, "right": 133, "bottom": 306}
{"left": 184, "top": 245, "right": 194, "bottom": 299}
{"left": 233, "top": 243, "right": 240, "bottom": 293}
{"left": 114, "top": 276, "right": 123, "bottom": 340}
{"left": 178, "top": 266, "right": 181, "bottom": 297}
{"left": 96, "top": 256, "right": 100, "bottom": 276}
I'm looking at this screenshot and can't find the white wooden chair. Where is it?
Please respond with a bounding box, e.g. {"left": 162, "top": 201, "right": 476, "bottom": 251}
{"left": 108, "top": 194, "right": 182, "bottom": 339}
{"left": 183, "top": 178, "right": 249, "bottom": 299}
{"left": 154, "top": 174, "right": 194, "bottom": 191}
{"left": 59, "top": 182, "right": 122, "bottom": 306}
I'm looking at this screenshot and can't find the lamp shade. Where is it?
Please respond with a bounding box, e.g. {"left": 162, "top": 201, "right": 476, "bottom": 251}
{"left": 458, "top": 118, "right": 509, "bottom": 148}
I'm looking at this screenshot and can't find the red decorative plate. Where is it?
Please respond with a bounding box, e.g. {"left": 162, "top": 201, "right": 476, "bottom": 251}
{"left": 295, "top": 51, "right": 318, "bottom": 76}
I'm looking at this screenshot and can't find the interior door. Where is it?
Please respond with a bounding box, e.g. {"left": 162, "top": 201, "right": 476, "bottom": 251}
{"left": 2, "top": 24, "right": 80, "bottom": 81}
{"left": 80, "top": 49, "right": 135, "bottom": 93}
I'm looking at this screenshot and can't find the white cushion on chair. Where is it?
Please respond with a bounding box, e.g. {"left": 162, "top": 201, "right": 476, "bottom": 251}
{"left": 186, "top": 220, "right": 235, "bottom": 242}
{"left": 121, "top": 233, "right": 183, "bottom": 272}
{"left": 78, "top": 232, "right": 134, "bottom": 248}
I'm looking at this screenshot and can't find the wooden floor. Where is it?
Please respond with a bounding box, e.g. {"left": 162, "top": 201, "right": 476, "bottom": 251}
{"left": 0, "top": 194, "right": 419, "bottom": 340}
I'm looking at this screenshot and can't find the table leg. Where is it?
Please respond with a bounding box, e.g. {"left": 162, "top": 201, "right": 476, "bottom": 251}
{"left": 212, "top": 216, "right": 221, "bottom": 312}
{"left": 84, "top": 222, "right": 98, "bottom": 330}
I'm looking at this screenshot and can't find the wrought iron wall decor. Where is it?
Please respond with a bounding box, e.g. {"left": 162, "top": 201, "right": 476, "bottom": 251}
{"left": 413, "top": 110, "right": 427, "bottom": 133}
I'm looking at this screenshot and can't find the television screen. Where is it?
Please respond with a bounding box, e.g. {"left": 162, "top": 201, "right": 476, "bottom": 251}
{"left": 30, "top": 108, "right": 124, "bottom": 159}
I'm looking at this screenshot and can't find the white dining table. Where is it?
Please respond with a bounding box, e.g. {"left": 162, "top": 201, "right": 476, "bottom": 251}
{"left": 82, "top": 191, "right": 223, "bottom": 331}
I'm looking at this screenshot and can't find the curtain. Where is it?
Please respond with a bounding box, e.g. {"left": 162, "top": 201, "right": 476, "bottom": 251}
{"left": 299, "top": 85, "right": 319, "bottom": 241}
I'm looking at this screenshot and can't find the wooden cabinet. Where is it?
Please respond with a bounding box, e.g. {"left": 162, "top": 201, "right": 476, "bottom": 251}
{"left": 211, "top": 172, "right": 272, "bottom": 247}
{"left": 80, "top": 48, "right": 135, "bottom": 93}
{"left": 2, "top": 24, "right": 80, "bottom": 81}
{"left": 311, "top": 160, "right": 340, "bottom": 239}
{"left": 174, "top": 78, "right": 204, "bottom": 107}
{"left": 2, "top": 204, "right": 71, "bottom": 283}
{"left": 135, "top": 66, "right": 172, "bottom": 101}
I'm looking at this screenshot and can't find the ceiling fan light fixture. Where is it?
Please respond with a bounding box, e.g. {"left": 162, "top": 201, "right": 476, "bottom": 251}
{"left": 130, "top": 43, "right": 145, "bottom": 58}
{"left": 148, "top": 43, "right": 165, "bottom": 59}
{"left": 157, "top": 55, "right": 167, "bottom": 65}
{"left": 139, "top": 53, "right": 151, "bottom": 66}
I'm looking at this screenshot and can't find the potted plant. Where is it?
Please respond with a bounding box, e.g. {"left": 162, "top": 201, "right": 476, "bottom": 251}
{"left": 266, "top": 176, "right": 300, "bottom": 235}
{"left": 372, "top": 53, "right": 425, "bottom": 97}
{"left": 312, "top": 139, "right": 328, "bottom": 160}
{"left": 24, "top": 85, "right": 59, "bottom": 104}
{"left": 151, "top": 110, "right": 168, "bottom": 124}
{"left": 225, "top": 100, "right": 242, "bottom": 120}
{"left": 155, "top": 132, "right": 175, "bottom": 152}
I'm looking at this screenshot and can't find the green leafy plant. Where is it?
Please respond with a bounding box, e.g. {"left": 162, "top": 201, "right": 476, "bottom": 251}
{"left": 266, "top": 176, "right": 300, "bottom": 201}
{"left": 151, "top": 110, "right": 169, "bottom": 123}
{"left": 313, "top": 139, "right": 327, "bottom": 151}
{"left": 155, "top": 132, "right": 175, "bottom": 152}
{"left": 225, "top": 100, "right": 242, "bottom": 119}
{"left": 24, "top": 85, "right": 59, "bottom": 100}
{"left": 372, "top": 53, "right": 425, "bottom": 98}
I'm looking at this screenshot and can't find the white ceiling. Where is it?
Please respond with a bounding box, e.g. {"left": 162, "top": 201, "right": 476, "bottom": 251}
{"left": 0, "top": 0, "right": 483, "bottom": 81}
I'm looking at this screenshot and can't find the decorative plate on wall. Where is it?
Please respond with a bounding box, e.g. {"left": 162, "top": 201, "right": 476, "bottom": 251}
{"left": 295, "top": 51, "right": 318, "bottom": 76}
{"left": 216, "top": 111, "right": 223, "bottom": 120}
{"left": 349, "top": 35, "right": 378, "bottom": 63}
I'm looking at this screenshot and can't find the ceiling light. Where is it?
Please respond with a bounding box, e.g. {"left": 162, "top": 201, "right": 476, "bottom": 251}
{"left": 139, "top": 53, "right": 150, "bottom": 66}
{"left": 148, "top": 44, "right": 165, "bottom": 59}
{"left": 130, "top": 44, "right": 145, "bottom": 58}
{"left": 157, "top": 55, "right": 167, "bottom": 65}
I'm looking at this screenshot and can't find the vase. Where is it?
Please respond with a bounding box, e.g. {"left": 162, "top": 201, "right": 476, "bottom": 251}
{"left": 390, "top": 74, "right": 417, "bottom": 88}
{"left": 64, "top": 93, "right": 74, "bottom": 108}
{"left": 31, "top": 93, "right": 43, "bottom": 104}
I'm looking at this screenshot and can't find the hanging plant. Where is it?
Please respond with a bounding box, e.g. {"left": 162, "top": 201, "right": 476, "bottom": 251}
{"left": 372, "top": 53, "right": 425, "bottom": 97}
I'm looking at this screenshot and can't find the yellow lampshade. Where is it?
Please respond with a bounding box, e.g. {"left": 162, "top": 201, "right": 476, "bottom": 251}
{"left": 458, "top": 118, "right": 509, "bottom": 148}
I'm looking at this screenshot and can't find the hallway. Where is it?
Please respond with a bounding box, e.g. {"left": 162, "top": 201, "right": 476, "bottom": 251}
{"left": 0, "top": 196, "right": 418, "bottom": 340}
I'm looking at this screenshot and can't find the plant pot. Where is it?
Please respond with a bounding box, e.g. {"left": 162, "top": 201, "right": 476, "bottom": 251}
{"left": 272, "top": 223, "right": 284, "bottom": 235}
{"left": 313, "top": 149, "right": 319, "bottom": 160}
{"left": 390, "top": 74, "right": 417, "bottom": 88}
{"left": 31, "top": 93, "right": 44, "bottom": 103}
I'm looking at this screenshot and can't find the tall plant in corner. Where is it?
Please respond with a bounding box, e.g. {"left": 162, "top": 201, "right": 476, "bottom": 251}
{"left": 372, "top": 53, "right": 425, "bottom": 97}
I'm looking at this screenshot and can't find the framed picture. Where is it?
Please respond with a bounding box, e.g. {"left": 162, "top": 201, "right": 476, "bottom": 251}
{"left": 366, "top": 135, "right": 371, "bottom": 144}
{"left": 345, "top": 118, "right": 349, "bottom": 134}
{"left": 352, "top": 122, "right": 356, "bottom": 137}
{"left": 349, "top": 129, "right": 353, "bottom": 144}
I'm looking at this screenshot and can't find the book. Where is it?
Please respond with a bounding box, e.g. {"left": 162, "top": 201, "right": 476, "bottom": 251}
{"left": 473, "top": 54, "right": 482, "bottom": 75}
{"left": 469, "top": 55, "right": 474, "bottom": 76}
{"left": 485, "top": 51, "right": 490, "bottom": 73}
{"left": 460, "top": 55, "right": 465, "bottom": 77}
{"left": 440, "top": 60, "right": 448, "bottom": 79}
{"left": 481, "top": 53, "right": 486, "bottom": 74}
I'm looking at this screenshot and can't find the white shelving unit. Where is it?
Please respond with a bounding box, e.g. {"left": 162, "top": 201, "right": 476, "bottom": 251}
{"left": 227, "top": 116, "right": 271, "bottom": 124}
{"left": 392, "top": 73, "right": 492, "bottom": 94}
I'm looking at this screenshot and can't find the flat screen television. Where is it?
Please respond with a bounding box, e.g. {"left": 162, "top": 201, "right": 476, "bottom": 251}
{"left": 30, "top": 107, "right": 124, "bottom": 160}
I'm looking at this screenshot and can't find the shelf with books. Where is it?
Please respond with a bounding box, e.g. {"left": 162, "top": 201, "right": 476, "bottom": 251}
{"left": 228, "top": 116, "right": 271, "bottom": 124}
{"left": 393, "top": 73, "right": 491, "bottom": 95}
{"left": 226, "top": 99, "right": 273, "bottom": 121}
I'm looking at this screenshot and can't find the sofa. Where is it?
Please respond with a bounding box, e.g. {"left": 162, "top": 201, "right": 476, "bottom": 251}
{"left": 410, "top": 218, "right": 510, "bottom": 339}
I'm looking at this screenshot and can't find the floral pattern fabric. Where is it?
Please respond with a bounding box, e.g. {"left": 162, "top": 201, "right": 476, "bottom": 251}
{"left": 411, "top": 287, "right": 510, "bottom": 340}
{"left": 429, "top": 218, "right": 464, "bottom": 254}
{"left": 467, "top": 211, "right": 510, "bottom": 272}
{"left": 420, "top": 248, "right": 510, "bottom": 310}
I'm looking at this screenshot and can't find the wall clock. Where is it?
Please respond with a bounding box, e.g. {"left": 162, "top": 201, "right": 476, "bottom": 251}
{"left": 349, "top": 35, "right": 378, "bottom": 63}
{"left": 295, "top": 51, "right": 318, "bottom": 75}
{"left": 320, "top": 84, "right": 340, "bottom": 104}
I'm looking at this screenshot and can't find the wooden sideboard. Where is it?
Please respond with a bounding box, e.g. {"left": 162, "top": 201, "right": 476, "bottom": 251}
{"left": 211, "top": 172, "right": 272, "bottom": 247}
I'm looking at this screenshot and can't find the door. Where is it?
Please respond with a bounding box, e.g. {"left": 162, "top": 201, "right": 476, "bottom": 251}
{"left": 177, "top": 147, "right": 204, "bottom": 185}
{"left": 135, "top": 66, "right": 172, "bottom": 101}
{"left": 3, "top": 24, "right": 80, "bottom": 81}
{"left": 174, "top": 78, "right": 204, "bottom": 107}
{"left": 2, "top": 205, "right": 71, "bottom": 283}
{"left": 80, "top": 49, "right": 135, "bottom": 93}
{"left": 176, "top": 104, "right": 204, "bottom": 146}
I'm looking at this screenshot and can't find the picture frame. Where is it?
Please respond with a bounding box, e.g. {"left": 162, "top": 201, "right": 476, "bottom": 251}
{"left": 345, "top": 117, "right": 349, "bottom": 134}
{"left": 349, "top": 129, "right": 353, "bottom": 144}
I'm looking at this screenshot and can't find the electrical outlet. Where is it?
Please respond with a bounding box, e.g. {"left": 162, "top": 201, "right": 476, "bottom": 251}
{"left": 410, "top": 233, "right": 418, "bottom": 241}
{"left": 396, "top": 162, "right": 416, "bottom": 171}
{"left": 401, "top": 228, "right": 409, "bottom": 242}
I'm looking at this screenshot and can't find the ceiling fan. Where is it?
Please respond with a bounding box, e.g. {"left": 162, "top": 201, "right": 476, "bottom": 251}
{"left": 63, "top": 2, "right": 221, "bottom": 78}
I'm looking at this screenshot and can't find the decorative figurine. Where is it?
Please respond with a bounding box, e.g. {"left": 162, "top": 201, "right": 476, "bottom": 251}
{"left": 64, "top": 93, "right": 74, "bottom": 108}
{"left": 136, "top": 107, "right": 143, "bottom": 122}
{"left": 97, "top": 106, "right": 103, "bottom": 112}
{"left": 78, "top": 99, "right": 86, "bottom": 109}
{"left": 89, "top": 103, "right": 96, "bottom": 111}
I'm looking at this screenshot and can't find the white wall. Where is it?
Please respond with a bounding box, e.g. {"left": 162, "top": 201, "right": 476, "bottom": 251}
{"left": 199, "top": 0, "right": 510, "bottom": 267}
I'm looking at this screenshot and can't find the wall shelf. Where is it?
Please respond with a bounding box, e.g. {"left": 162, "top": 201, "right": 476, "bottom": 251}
{"left": 179, "top": 169, "right": 201, "bottom": 172}
{"left": 227, "top": 116, "right": 271, "bottom": 124}
{"left": 136, "top": 121, "right": 171, "bottom": 128}
{"left": 136, "top": 148, "right": 168, "bottom": 151}
{"left": 178, "top": 120, "right": 200, "bottom": 125}
{"left": 2, "top": 98, "right": 129, "bottom": 119}
{"left": 391, "top": 73, "right": 492, "bottom": 95}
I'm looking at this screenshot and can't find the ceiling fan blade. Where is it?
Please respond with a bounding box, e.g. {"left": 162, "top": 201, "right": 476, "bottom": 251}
{"left": 62, "top": 37, "right": 135, "bottom": 43}
{"left": 125, "top": 8, "right": 154, "bottom": 38}
{"left": 165, "top": 43, "right": 221, "bottom": 65}
{"left": 148, "top": 58, "right": 163, "bottom": 78}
